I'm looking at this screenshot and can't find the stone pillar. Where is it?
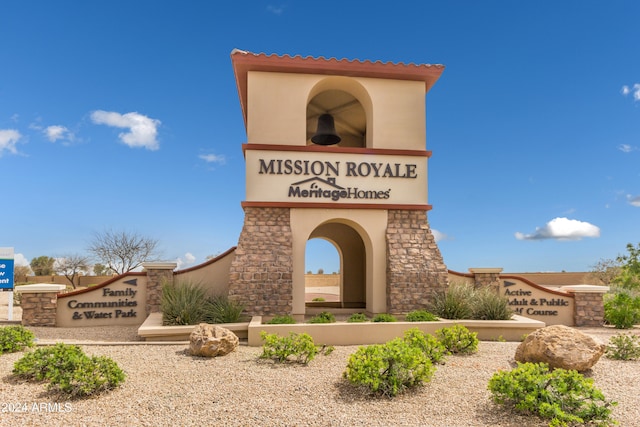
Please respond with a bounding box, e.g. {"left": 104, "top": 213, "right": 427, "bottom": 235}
{"left": 228, "top": 207, "right": 293, "bottom": 316}
{"left": 15, "top": 284, "right": 66, "bottom": 327}
{"left": 386, "top": 209, "right": 448, "bottom": 313}
{"left": 561, "top": 285, "right": 609, "bottom": 327}
{"left": 469, "top": 268, "right": 503, "bottom": 292}
{"left": 142, "top": 262, "right": 177, "bottom": 315}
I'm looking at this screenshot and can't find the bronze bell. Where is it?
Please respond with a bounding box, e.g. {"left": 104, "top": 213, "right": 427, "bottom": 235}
{"left": 311, "top": 114, "right": 341, "bottom": 145}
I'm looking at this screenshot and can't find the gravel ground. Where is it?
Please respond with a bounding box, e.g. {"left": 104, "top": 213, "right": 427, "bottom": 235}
{"left": 1, "top": 294, "right": 638, "bottom": 426}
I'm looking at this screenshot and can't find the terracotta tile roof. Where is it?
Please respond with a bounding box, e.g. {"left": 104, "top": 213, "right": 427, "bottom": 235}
{"left": 230, "top": 49, "right": 445, "bottom": 126}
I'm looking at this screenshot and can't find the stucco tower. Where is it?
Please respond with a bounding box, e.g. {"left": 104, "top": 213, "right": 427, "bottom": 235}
{"left": 228, "top": 50, "right": 448, "bottom": 317}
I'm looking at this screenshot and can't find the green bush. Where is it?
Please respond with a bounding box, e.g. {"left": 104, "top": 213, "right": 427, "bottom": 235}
{"left": 311, "top": 297, "right": 325, "bottom": 302}
{"left": 606, "top": 333, "right": 640, "bottom": 360}
{"left": 488, "top": 362, "right": 617, "bottom": 427}
{"left": 203, "top": 294, "right": 246, "bottom": 324}
{"left": 308, "top": 311, "right": 335, "bottom": 324}
{"left": 343, "top": 337, "right": 435, "bottom": 397}
{"left": 347, "top": 313, "right": 369, "bottom": 323}
{"left": 604, "top": 291, "right": 640, "bottom": 329}
{"left": 13, "top": 343, "right": 86, "bottom": 381}
{"left": 13, "top": 343, "right": 125, "bottom": 398}
{"left": 435, "top": 325, "right": 478, "bottom": 355}
{"left": 405, "top": 310, "right": 439, "bottom": 322}
{"left": 472, "top": 286, "right": 513, "bottom": 320}
{"left": 259, "top": 331, "right": 318, "bottom": 364}
{"left": 430, "top": 282, "right": 475, "bottom": 319}
{"left": 0, "top": 325, "right": 35, "bottom": 354}
{"left": 402, "top": 328, "right": 447, "bottom": 364}
{"left": 265, "top": 314, "right": 297, "bottom": 324}
{"left": 372, "top": 313, "right": 397, "bottom": 322}
{"left": 161, "top": 280, "right": 208, "bottom": 326}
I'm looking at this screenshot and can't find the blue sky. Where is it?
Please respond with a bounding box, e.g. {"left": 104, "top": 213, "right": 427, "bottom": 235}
{"left": 1, "top": 1, "right": 639, "bottom": 275}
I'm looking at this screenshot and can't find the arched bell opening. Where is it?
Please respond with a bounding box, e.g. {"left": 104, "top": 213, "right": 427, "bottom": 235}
{"left": 306, "top": 89, "right": 366, "bottom": 148}
{"left": 304, "top": 222, "right": 366, "bottom": 311}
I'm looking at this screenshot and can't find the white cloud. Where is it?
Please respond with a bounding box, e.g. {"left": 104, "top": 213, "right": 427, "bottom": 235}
{"left": 14, "top": 253, "right": 29, "bottom": 267}
{"left": 618, "top": 144, "right": 638, "bottom": 153}
{"left": 627, "top": 195, "right": 640, "bottom": 207}
{"left": 45, "top": 125, "right": 73, "bottom": 143}
{"left": 431, "top": 229, "right": 447, "bottom": 242}
{"left": 90, "top": 110, "right": 161, "bottom": 150}
{"left": 0, "top": 129, "right": 22, "bottom": 156}
{"left": 515, "top": 217, "right": 601, "bottom": 241}
{"left": 199, "top": 153, "right": 226, "bottom": 164}
{"left": 175, "top": 252, "right": 196, "bottom": 269}
{"left": 621, "top": 83, "right": 640, "bottom": 101}
{"left": 267, "top": 5, "right": 285, "bottom": 15}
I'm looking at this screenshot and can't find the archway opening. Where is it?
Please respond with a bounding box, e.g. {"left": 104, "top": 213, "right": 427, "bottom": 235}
{"left": 304, "top": 222, "right": 366, "bottom": 309}
{"left": 305, "top": 238, "right": 340, "bottom": 304}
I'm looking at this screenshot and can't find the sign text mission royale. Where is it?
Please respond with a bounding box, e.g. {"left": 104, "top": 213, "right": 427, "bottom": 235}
{"left": 258, "top": 159, "right": 419, "bottom": 179}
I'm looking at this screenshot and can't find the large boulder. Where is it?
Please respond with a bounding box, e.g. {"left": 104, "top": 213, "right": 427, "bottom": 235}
{"left": 189, "top": 324, "right": 239, "bottom": 357}
{"left": 515, "top": 325, "right": 605, "bottom": 372}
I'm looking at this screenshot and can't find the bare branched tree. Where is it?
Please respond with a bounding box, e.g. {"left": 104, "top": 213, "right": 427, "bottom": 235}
{"left": 87, "top": 229, "right": 161, "bottom": 275}
{"left": 587, "top": 258, "right": 622, "bottom": 286}
{"left": 55, "top": 254, "right": 91, "bottom": 289}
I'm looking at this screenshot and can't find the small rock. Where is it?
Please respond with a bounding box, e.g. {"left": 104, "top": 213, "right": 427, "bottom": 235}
{"left": 515, "top": 325, "right": 605, "bottom": 372}
{"left": 189, "top": 324, "right": 239, "bottom": 357}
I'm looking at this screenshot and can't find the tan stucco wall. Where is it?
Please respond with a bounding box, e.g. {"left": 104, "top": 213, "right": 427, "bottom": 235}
{"left": 291, "top": 208, "right": 388, "bottom": 315}
{"left": 247, "top": 71, "right": 426, "bottom": 150}
{"left": 174, "top": 249, "right": 235, "bottom": 297}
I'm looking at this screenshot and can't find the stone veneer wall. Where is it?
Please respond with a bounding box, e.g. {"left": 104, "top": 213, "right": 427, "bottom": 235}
{"left": 145, "top": 267, "right": 175, "bottom": 315}
{"left": 573, "top": 292, "right": 606, "bottom": 327}
{"left": 228, "top": 207, "right": 293, "bottom": 315}
{"left": 386, "top": 209, "right": 448, "bottom": 313}
{"left": 21, "top": 292, "right": 58, "bottom": 327}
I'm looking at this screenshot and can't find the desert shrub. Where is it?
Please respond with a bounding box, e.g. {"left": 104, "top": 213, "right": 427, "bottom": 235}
{"left": 13, "top": 343, "right": 86, "bottom": 381}
{"left": 311, "top": 297, "right": 325, "bottom": 302}
{"left": 347, "top": 313, "right": 369, "bottom": 323}
{"left": 319, "top": 344, "right": 335, "bottom": 356}
{"left": 308, "top": 311, "right": 335, "bottom": 324}
{"left": 343, "top": 337, "right": 435, "bottom": 397}
{"left": 435, "top": 324, "right": 478, "bottom": 355}
{"left": 0, "top": 325, "right": 35, "bottom": 354}
{"left": 265, "top": 315, "right": 296, "bottom": 324}
{"left": 203, "top": 294, "right": 246, "bottom": 324}
{"left": 161, "top": 280, "right": 208, "bottom": 325}
{"left": 430, "top": 282, "right": 475, "bottom": 319}
{"left": 604, "top": 290, "right": 640, "bottom": 329}
{"left": 372, "top": 313, "right": 397, "bottom": 322}
{"left": 403, "top": 328, "right": 447, "bottom": 364}
{"left": 259, "top": 331, "right": 318, "bottom": 364}
{"left": 405, "top": 309, "right": 439, "bottom": 322}
{"left": 488, "top": 362, "right": 617, "bottom": 427}
{"left": 13, "top": 343, "right": 125, "bottom": 398}
{"left": 606, "top": 333, "right": 640, "bottom": 361}
{"left": 472, "top": 286, "right": 513, "bottom": 320}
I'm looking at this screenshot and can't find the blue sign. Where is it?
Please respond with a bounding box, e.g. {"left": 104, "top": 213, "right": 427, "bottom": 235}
{"left": 0, "top": 248, "right": 14, "bottom": 290}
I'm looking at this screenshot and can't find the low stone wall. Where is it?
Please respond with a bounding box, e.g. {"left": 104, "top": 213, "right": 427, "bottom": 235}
{"left": 15, "top": 284, "right": 66, "bottom": 327}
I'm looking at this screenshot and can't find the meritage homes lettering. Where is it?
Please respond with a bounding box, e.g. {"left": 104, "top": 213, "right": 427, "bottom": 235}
{"left": 68, "top": 287, "right": 138, "bottom": 320}
{"left": 258, "top": 158, "right": 419, "bottom": 202}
